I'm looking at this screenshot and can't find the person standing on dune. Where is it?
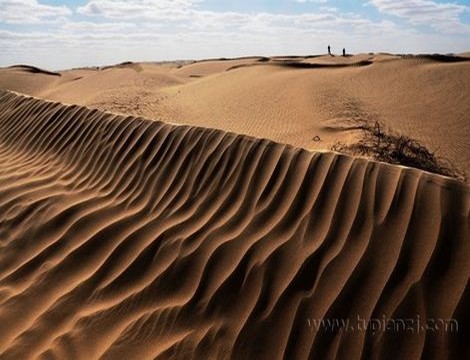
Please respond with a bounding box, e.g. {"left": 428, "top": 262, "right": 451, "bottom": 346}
{"left": 342, "top": 48, "right": 346, "bottom": 57}
{"left": 328, "top": 45, "right": 331, "bottom": 55}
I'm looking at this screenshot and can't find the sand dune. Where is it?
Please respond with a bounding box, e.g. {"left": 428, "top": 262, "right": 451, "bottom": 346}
{"left": 0, "top": 54, "right": 469, "bottom": 179}
{"left": 0, "top": 90, "right": 468, "bottom": 359}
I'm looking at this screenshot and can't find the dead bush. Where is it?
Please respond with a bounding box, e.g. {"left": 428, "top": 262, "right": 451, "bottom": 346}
{"left": 331, "top": 121, "right": 466, "bottom": 182}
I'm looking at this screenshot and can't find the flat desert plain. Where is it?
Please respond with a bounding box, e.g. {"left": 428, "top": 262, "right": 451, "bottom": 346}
{"left": 0, "top": 54, "right": 469, "bottom": 359}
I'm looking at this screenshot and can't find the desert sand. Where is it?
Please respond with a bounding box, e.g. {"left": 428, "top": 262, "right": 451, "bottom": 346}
{"left": 0, "top": 54, "right": 469, "bottom": 359}
{"left": 1, "top": 54, "right": 469, "bottom": 178}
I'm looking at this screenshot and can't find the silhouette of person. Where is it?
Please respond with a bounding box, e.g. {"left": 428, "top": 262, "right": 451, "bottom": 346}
{"left": 328, "top": 45, "right": 331, "bottom": 55}
{"left": 342, "top": 48, "right": 346, "bottom": 57}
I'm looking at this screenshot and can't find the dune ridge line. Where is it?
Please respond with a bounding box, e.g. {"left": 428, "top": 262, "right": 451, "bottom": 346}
{"left": 0, "top": 90, "right": 469, "bottom": 359}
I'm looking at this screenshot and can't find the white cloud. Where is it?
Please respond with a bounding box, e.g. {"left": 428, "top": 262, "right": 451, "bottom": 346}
{"left": 77, "top": 0, "right": 202, "bottom": 19}
{"left": 294, "top": 0, "right": 328, "bottom": 3}
{"left": 2, "top": 21, "right": 468, "bottom": 70}
{"left": 60, "top": 21, "right": 138, "bottom": 33}
{"left": 0, "top": 0, "right": 71, "bottom": 24}
{"left": 74, "top": 3, "right": 394, "bottom": 34}
{"left": 74, "top": 0, "right": 469, "bottom": 34}
{"left": 369, "top": 0, "right": 469, "bottom": 32}
{"left": 0, "top": 0, "right": 469, "bottom": 69}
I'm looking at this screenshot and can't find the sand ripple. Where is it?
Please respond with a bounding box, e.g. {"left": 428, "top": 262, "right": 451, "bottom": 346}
{"left": 0, "top": 90, "right": 468, "bottom": 359}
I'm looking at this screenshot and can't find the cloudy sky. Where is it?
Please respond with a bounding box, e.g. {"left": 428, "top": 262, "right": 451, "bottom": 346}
{"left": 1, "top": 0, "right": 469, "bottom": 70}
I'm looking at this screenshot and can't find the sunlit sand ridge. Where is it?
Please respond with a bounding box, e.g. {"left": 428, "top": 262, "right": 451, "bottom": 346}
{"left": 0, "top": 90, "right": 468, "bottom": 359}
{"left": 1, "top": 54, "right": 469, "bottom": 178}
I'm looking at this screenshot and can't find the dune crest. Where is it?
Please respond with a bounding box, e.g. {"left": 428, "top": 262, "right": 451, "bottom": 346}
{"left": 2, "top": 54, "right": 469, "bottom": 178}
{"left": 0, "top": 90, "right": 468, "bottom": 359}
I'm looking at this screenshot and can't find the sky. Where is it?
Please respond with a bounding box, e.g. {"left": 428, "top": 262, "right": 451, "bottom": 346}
{"left": 0, "top": 0, "right": 469, "bottom": 70}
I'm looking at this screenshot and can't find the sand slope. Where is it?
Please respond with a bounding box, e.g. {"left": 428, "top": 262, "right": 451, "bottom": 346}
{"left": 0, "top": 90, "right": 468, "bottom": 359}
{"left": 1, "top": 55, "right": 469, "bottom": 178}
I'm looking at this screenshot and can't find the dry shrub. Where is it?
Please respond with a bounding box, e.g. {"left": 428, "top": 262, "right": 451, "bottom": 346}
{"left": 331, "top": 121, "right": 466, "bottom": 182}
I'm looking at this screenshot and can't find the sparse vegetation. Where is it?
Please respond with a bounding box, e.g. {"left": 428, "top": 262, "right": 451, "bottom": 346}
{"left": 399, "top": 54, "right": 470, "bottom": 63}
{"left": 331, "top": 121, "right": 467, "bottom": 182}
{"left": 9, "top": 65, "right": 61, "bottom": 76}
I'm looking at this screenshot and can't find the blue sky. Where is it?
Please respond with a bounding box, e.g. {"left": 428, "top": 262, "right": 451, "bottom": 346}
{"left": 1, "top": 0, "right": 469, "bottom": 69}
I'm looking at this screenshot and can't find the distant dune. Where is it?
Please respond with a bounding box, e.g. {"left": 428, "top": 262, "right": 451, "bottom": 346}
{"left": 0, "top": 90, "right": 468, "bottom": 359}
{"left": 1, "top": 54, "right": 469, "bottom": 179}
